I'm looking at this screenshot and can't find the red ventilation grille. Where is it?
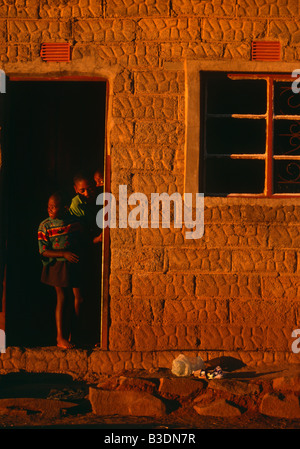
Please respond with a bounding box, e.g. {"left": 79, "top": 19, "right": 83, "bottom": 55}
{"left": 251, "top": 41, "right": 281, "bottom": 61}
{"left": 40, "top": 43, "right": 70, "bottom": 62}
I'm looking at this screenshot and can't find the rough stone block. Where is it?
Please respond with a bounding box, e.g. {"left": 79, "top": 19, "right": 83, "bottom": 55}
{"left": 132, "top": 273, "right": 195, "bottom": 297}
{"left": 159, "top": 377, "right": 206, "bottom": 398}
{"left": 266, "top": 327, "right": 295, "bottom": 352}
{"left": 223, "top": 42, "right": 250, "bottom": 59}
{"left": 0, "top": 347, "right": 25, "bottom": 371}
{"left": 131, "top": 172, "right": 179, "bottom": 195}
{"left": 134, "top": 324, "right": 202, "bottom": 351}
{"left": 269, "top": 225, "right": 300, "bottom": 248}
{"left": 259, "top": 393, "right": 300, "bottom": 419}
{"left": 0, "top": 19, "right": 7, "bottom": 42}
{"left": 88, "top": 350, "right": 155, "bottom": 375}
{"left": 269, "top": 20, "right": 300, "bottom": 44}
{"left": 86, "top": 41, "right": 159, "bottom": 66}
{"left": 167, "top": 248, "right": 231, "bottom": 272}
{"left": 198, "top": 325, "right": 266, "bottom": 352}
{"left": 111, "top": 143, "right": 175, "bottom": 171}
{"left": 132, "top": 323, "right": 271, "bottom": 352}
{"left": 195, "top": 274, "right": 261, "bottom": 299}
{"left": 160, "top": 42, "right": 224, "bottom": 60}
{"left": 273, "top": 375, "right": 300, "bottom": 393}
{"left": 89, "top": 388, "right": 167, "bottom": 416}
{"left": 0, "top": 0, "right": 39, "bottom": 18}
{"left": 230, "top": 299, "right": 297, "bottom": 326}
{"left": 110, "top": 297, "right": 164, "bottom": 324}
{"left": 24, "top": 347, "right": 88, "bottom": 377}
{"left": 194, "top": 398, "right": 242, "bottom": 417}
{"left": 284, "top": 45, "right": 300, "bottom": 61}
{"left": 262, "top": 275, "right": 300, "bottom": 299}
{"left": 207, "top": 379, "right": 260, "bottom": 396}
{"left": 138, "top": 227, "right": 183, "bottom": 248}
{"left": 109, "top": 324, "right": 135, "bottom": 351}
{"left": 113, "top": 94, "right": 178, "bottom": 120}
{"left": 163, "top": 298, "right": 229, "bottom": 324}
{"left": 73, "top": 19, "right": 136, "bottom": 43}
{"left": 106, "top": 0, "right": 169, "bottom": 17}
{"left": 192, "top": 224, "right": 269, "bottom": 249}
{"left": 39, "top": 0, "right": 103, "bottom": 18}
{"left": 110, "top": 227, "right": 137, "bottom": 248}
{"left": 137, "top": 18, "right": 201, "bottom": 41}
{"left": 110, "top": 119, "right": 134, "bottom": 145}
{"left": 117, "top": 376, "right": 158, "bottom": 394}
{"left": 237, "top": 0, "right": 299, "bottom": 17}
{"left": 109, "top": 272, "right": 132, "bottom": 297}
{"left": 201, "top": 18, "right": 267, "bottom": 42}
{"left": 231, "top": 249, "right": 297, "bottom": 273}
{"left": 7, "top": 19, "right": 72, "bottom": 42}
{"left": 113, "top": 69, "right": 134, "bottom": 94}
{"left": 135, "top": 71, "right": 185, "bottom": 94}
{"left": 7, "top": 43, "right": 31, "bottom": 62}
{"left": 172, "top": 0, "right": 235, "bottom": 16}
{"left": 111, "top": 247, "right": 165, "bottom": 272}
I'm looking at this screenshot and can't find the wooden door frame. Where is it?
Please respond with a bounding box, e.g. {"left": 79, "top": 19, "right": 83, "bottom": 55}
{"left": 6, "top": 75, "right": 110, "bottom": 350}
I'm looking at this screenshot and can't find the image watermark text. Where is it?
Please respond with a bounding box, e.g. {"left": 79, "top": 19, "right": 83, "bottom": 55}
{"left": 96, "top": 186, "right": 204, "bottom": 240}
{"left": 0, "top": 329, "right": 5, "bottom": 354}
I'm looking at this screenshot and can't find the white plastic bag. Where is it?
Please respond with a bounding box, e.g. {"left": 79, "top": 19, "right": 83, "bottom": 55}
{"left": 171, "top": 354, "right": 205, "bottom": 377}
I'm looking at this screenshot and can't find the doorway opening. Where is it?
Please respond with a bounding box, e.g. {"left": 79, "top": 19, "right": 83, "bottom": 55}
{"left": 4, "top": 79, "right": 108, "bottom": 348}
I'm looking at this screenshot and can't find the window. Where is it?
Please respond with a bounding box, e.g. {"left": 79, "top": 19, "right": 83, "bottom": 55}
{"left": 201, "top": 72, "right": 300, "bottom": 197}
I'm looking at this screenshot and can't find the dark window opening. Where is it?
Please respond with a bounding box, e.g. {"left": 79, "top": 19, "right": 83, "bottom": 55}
{"left": 201, "top": 72, "right": 300, "bottom": 197}
{"left": 5, "top": 80, "right": 106, "bottom": 347}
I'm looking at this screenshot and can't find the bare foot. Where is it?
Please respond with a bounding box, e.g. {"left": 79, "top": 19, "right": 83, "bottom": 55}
{"left": 57, "top": 338, "right": 75, "bottom": 349}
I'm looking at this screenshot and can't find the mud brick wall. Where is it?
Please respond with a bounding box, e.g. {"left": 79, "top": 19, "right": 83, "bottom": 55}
{"left": 1, "top": 0, "right": 300, "bottom": 366}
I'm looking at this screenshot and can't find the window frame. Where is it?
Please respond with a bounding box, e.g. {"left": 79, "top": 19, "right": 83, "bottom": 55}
{"left": 184, "top": 61, "right": 300, "bottom": 199}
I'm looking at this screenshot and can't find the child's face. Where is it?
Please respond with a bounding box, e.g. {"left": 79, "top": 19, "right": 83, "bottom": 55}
{"left": 74, "top": 179, "right": 95, "bottom": 201}
{"left": 94, "top": 172, "right": 104, "bottom": 187}
{"left": 48, "top": 196, "right": 63, "bottom": 220}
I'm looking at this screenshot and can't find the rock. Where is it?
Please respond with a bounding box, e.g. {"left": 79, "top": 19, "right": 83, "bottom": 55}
{"left": 89, "top": 388, "right": 167, "bottom": 417}
{"left": 194, "top": 399, "right": 242, "bottom": 417}
{"left": 272, "top": 375, "right": 300, "bottom": 393}
{"left": 159, "top": 377, "right": 206, "bottom": 397}
{"left": 208, "top": 379, "right": 260, "bottom": 396}
{"left": 97, "top": 375, "right": 157, "bottom": 394}
{"left": 118, "top": 376, "right": 158, "bottom": 393}
{"left": 259, "top": 393, "right": 300, "bottom": 419}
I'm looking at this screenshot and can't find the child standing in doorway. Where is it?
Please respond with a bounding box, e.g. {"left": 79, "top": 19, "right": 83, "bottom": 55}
{"left": 69, "top": 173, "right": 102, "bottom": 244}
{"left": 38, "top": 191, "right": 85, "bottom": 349}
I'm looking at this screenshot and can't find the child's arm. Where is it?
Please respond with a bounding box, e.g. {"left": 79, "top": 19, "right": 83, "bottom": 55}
{"left": 42, "top": 249, "right": 79, "bottom": 263}
{"left": 93, "top": 232, "right": 102, "bottom": 244}
{"left": 38, "top": 222, "right": 80, "bottom": 263}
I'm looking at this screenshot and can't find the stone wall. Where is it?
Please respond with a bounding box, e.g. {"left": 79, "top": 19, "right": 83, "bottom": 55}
{"left": 0, "top": 0, "right": 300, "bottom": 367}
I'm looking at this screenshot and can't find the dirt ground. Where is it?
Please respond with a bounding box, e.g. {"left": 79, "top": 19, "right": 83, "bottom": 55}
{"left": 0, "top": 370, "right": 299, "bottom": 430}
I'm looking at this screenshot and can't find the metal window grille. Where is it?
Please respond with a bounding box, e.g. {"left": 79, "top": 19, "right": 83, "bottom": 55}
{"left": 203, "top": 73, "right": 300, "bottom": 197}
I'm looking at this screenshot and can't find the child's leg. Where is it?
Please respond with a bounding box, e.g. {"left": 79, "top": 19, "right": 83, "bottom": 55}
{"left": 73, "top": 287, "right": 84, "bottom": 318}
{"left": 72, "top": 287, "right": 84, "bottom": 344}
{"left": 55, "top": 286, "right": 74, "bottom": 349}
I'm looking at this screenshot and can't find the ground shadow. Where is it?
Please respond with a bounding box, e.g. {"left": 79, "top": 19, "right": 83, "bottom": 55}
{"left": 206, "top": 356, "right": 285, "bottom": 379}
{"left": 0, "top": 371, "right": 89, "bottom": 405}
{"left": 206, "top": 356, "right": 247, "bottom": 371}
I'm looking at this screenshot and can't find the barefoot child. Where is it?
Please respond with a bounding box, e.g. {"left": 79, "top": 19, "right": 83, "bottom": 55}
{"left": 38, "top": 192, "right": 85, "bottom": 349}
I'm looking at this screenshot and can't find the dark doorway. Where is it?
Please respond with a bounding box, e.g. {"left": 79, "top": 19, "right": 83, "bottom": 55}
{"left": 5, "top": 80, "right": 107, "bottom": 347}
